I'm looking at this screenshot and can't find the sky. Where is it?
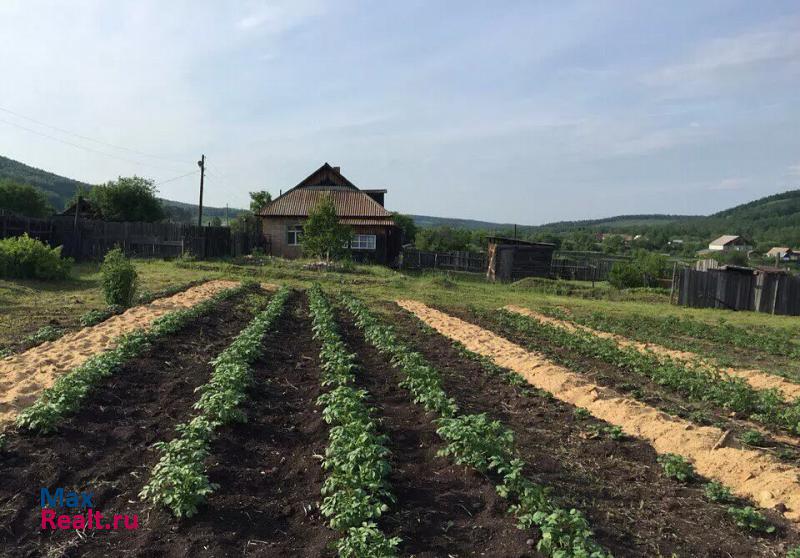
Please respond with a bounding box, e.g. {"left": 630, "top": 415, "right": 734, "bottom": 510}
{"left": 0, "top": 0, "right": 798, "bottom": 225}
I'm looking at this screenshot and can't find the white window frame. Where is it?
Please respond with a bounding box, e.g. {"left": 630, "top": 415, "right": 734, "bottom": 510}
{"left": 286, "top": 224, "right": 304, "bottom": 246}
{"left": 351, "top": 234, "right": 376, "bottom": 250}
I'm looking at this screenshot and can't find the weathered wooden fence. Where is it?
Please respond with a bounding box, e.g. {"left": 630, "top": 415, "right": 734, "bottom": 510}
{"left": 677, "top": 268, "right": 800, "bottom": 315}
{"left": 0, "top": 212, "right": 261, "bottom": 260}
{"left": 550, "top": 252, "right": 629, "bottom": 281}
{"left": 401, "top": 248, "right": 486, "bottom": 273}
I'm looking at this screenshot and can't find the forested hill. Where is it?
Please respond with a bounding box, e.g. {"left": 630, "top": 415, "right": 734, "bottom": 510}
{"left": 0, "top": 155, "right": 244, "bottom": 220}
{"left": 412, "top": 189, "right": 800, "bottom": 247}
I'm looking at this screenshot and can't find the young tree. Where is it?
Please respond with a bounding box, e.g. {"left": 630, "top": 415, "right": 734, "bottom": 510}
{"left": 302, "top": 195, "right": 352, "bottom": 263}
{"left": 0, "top": 179, "right": 53, "bottom": 217}
{"left": 249, "top": 190, "right": 272, "bottom": 213}
{"left": 391, "top": 212, "right": 417, "bottom": 244}
{"left": 78, "top": 176, "right": 165, "bottom": 222}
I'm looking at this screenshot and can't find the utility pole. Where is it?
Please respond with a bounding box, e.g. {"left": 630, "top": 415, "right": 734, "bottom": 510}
{"left": 197, "top": 154, "right": 206, "bottom": 227}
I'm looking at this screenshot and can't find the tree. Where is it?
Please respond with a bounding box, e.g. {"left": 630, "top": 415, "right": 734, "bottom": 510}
{"left": 0, "top": 179, "right": 53, "bottom": 217}
{"left": 209, "top": 216, "right": 222, "bottom": 227}
{"left": 78, "top": 176, "right": 165, "bottom": 222}
{"left": 415, "top": 226, "right": 472, "bottom": 252}
{"left": 230, "top": 211, "right": 261, "bottom": 235}
{"left": 302, "top": 194, "right": 352, "bottom": 262}
{"left": 391, "top": 212, "right": 417, "bottom": 244}
{"left": 249, "top": 190, "right": 272, "bottom": 213}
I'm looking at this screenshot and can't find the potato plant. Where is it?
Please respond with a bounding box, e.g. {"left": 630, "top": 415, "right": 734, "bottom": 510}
{"left": 341, "top": 295, "right": 609, "bottom": 558}
{"left": 494, "top": 310, "right": 800, "bottom": 436}
{"left": 16, "top": 283, "right": 249, "bottom": 433}
{"left": 139, "top": 286, "right": 291, "bottom": 518}
{"left": 307, "top": 285, "right": 401, "bottom": 557}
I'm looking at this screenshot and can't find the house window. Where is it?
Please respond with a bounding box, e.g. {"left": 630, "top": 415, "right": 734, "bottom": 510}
{"left": 351, "top": 234, "right": 376, "bottom": 250}
{"left": 287, "top": 224, "right": 303, "bottom": 246}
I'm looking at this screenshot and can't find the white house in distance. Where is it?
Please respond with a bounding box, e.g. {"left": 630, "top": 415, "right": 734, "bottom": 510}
{"left": 766, "top": 247, "right": 799, "bottom": 261}
{"left": 708, "top": 235, "right": 752, "bottom": 252}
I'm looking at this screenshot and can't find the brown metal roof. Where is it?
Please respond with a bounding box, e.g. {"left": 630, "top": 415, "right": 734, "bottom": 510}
{"left": 339, "top": 217, "right": 396, "bottom": 226}
{"left": 259, "top": 189, "right": 392, "bottom": 218}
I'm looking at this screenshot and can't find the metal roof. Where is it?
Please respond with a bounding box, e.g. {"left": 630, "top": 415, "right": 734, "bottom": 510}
{"left": 339, "top": 217, "right": 396, "bottom": 226}
{"left": 709, "top": 235, "right": 743, "bottom": 246}
{"left": 259, "top": 189, "right": 392, "bottom": 218}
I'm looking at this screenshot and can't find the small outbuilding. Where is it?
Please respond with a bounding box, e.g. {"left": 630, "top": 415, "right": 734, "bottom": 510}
{"left": 486, "top": 237, "right": 556, "bottom": 282}
{"left": 708, "top": 235, "right": 752, "bottom": 252}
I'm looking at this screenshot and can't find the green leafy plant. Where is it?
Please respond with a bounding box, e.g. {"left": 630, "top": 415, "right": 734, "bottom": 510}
{"left": 100, "top": 247, "right": 138, "bottom": 307}
{"left": 307, "top": 285, "right": 398, "bottom": 552}
{"left": 727, "top": 506, "right": 775, "bottom": 533}
{"left": 739, "top": 430, "right": 765, "bottom": 446}
{"left": 573, "top": 408, "right": 590, "bottom": 420}
{"left": 657, "top": 453, "right": 694, "bottom": 482}
{"left": 703, "top": 481, "right": 734, "bottom": 503}
{"left": 25, "top": 325, "right": 64, "bottom": 345}
{"left": 0, "top": 233, "right": 71, "bottom": 280}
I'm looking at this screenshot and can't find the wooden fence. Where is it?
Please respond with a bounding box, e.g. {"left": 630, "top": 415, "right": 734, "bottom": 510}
{"left": 400, "top": 248, "right": 486, "bottom": 273}
{"left": 550, "top": 252, "right": 629, "bottom": 282}
{"left": 0, "top": 212, "right": 262, "bottom": 261}
{"left": 676, "top": 268, "right": 800, "bottom": 316}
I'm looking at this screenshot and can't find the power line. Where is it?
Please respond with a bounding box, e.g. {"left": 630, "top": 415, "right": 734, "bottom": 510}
{"left": 154, "top": 169, "right": 200, "bottom": 187}
{"left": 0, "top": 105, "right": 189, "bottom": 165}
{"left": 0, "top": 116, "right": 194, "bottom": 174}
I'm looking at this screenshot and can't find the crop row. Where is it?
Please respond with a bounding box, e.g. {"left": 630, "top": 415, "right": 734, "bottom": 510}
{"left": 492, "top": 309, "right": 800, "bottom": 436}
{"left": 307, "top": 284, "right": 400, "bottom": 558}
{"left": 139, "top": 286, "right": 291, "bottom": 518}
{"left": 15, "top": 283, "right": 250, "bottom": 434}
{"left": 541, "top": 306, "right": 800, "bottom": 361}
{"left": 342, "top": 296, "right": 609, "bottom": 558}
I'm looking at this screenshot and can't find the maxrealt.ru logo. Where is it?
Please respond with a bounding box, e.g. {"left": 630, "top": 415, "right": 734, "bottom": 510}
{"left": 40, "top": 488, "right": 138, "bottom": 530}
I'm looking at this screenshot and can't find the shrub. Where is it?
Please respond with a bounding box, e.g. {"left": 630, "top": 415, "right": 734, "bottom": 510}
{"left": 0, "top": 234, "right": 72, "bottom": 280}
{"left": 100, "top": 248, "right": 138, "bottom": 307}
{"left": 657, "top": 453, "right": 694, "bottom": 482}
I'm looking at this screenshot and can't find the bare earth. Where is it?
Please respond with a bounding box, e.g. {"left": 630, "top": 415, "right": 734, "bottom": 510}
{"left": 398, "top": 299, "right": 800, "bottom": 526}
{"left": 0, "top": 280, "right": 242, "bottom": 429}
{"left": 505, "top": 304, "right": 800, "bottom": 402}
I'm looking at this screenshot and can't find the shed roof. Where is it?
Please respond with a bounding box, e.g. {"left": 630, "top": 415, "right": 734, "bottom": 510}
{"left": 766, "top": 247, "right": 792, "bottom": 256}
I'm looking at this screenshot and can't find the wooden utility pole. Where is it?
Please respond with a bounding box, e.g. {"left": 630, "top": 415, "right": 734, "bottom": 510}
{"left": 197, "top": 154, "right": 206, "bottom": 227}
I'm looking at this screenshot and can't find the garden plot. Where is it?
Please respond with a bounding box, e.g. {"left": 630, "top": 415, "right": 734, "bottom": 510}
{"left": 397, "top": 299, "right": 800, "bottom": 527}
{"left": 334, "top": 302, "right": 534, "bottom": 557}
{"left": 0, "top": 279, "right": 248, "bottom": 428}
{"left": 0, "top": 289, "right": 257, "bottom": 557}
{"left": 505, "top": 305, "right": 800, "bottom": 401}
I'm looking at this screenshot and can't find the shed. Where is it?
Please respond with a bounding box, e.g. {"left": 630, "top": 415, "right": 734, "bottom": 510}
{"left": 486, "top": 237, "right": 556, "bottom": 282}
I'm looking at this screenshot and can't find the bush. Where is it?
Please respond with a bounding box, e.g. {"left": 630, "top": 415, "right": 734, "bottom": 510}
{"left": 100, "top": 248, "right": 138, "bottom": 307}
{"left": 0, "top": 234, "right": 72, "bottom": 280}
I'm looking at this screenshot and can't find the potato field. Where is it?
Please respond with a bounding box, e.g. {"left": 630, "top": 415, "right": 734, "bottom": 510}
{"left": 2, "top": 276, "right": 800, "bottom": 557}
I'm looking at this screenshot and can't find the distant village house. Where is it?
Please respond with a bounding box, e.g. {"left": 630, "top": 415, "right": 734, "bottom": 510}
{"left": 257, "top": 163, "right": 401, "bottom": 265}
{"left": 708, "top": 235, "right": 752, "bottom": 252}
{"left": 766, "top": 247, "right": 799, "bottom": 262}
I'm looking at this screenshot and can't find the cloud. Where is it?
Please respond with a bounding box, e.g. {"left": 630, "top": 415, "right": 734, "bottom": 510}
{"left": 236, "top": 0, "right": 324, "bottom": 32}
{"left": 643, "top": 22, "right": 800, "bottom": 91}
{"left": 708, "top": 177, "right": 748, "bottom": 191}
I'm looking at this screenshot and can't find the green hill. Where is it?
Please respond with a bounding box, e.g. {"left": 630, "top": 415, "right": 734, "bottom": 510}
{"left": 0, "top": 155, "right": 245, "bottom": 222}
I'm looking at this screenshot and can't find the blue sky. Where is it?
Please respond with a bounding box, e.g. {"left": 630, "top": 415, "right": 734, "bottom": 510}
{"left": 0, "top": 0, "right": 798, "bottom": 224}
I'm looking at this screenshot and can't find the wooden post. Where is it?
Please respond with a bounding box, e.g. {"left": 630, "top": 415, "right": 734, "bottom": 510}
{"left": 669, "top": 261, "right": 678, "bottom": 304}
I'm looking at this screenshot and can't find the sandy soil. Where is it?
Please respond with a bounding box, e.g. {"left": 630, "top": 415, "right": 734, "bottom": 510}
{"left": 0, "top": 280, "right": 242, "bottom": 429}
{"left": 399, "top": 299, "right": 800, "bottom": 526}
{"left": 505, "top": 305, "right": 800, "bottom": 402}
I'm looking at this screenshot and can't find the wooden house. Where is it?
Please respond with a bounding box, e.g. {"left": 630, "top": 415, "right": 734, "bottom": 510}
{"left": 257, "top": 163, "right": 401, "bottom": 265}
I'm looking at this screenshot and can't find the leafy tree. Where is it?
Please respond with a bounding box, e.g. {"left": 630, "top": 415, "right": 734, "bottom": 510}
{"left": 302, "top": 195, "right": 352, "bottom": 262}
{"left": 391, "top": 212, "right": 417, "bottom": 244}
{"left": 209, "top": 216, "right": 222, "bottom": 227}
{"left": 249, "top": 190, "right": 272, "bottom": 213}
{"left": 601, "top": 234, "right": 625, "bottom": 254}
{"left": 0, "top": 179, "right": 53, "bottom": 217}
{"left": 230, "top": 211, "right": 261, "bottom": 235}
{"left": 415, "top": 226, "right": 472, "bottom": 252}
{"left": 78, "top": 176, "right": 165, "bottom": 222}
